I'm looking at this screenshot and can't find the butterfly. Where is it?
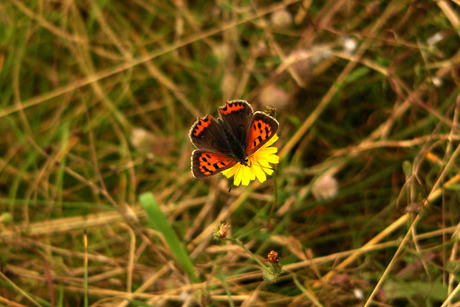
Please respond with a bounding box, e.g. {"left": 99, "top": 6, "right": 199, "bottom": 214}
{"left": 189, "top": 100, "right": 279, "bottom": 178}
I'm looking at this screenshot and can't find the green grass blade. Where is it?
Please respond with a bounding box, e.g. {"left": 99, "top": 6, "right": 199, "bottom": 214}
{"left": 139, "top": 192, "right": 198, "bottom": 282}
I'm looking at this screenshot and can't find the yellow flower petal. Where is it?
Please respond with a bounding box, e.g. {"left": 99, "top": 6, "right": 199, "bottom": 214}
{"left": 254, "top": 165, "right": 267, "bottom": 182}
{"left": 234, "top": 167, "right": 243, "bottom": 186}
{"left": 263, "top": 147, "right": 278, "bottom": 154}
{"left": 241, "top": 167, "right": 251, "bottom": 186}
{"left": 222, "top": 165, "right": 237, "bottom": 177}
{"left": 266, "top": 134, "right": 279, "bottom": 146}
{"left": 266, "top": 155, "right": 279, "bottom": 164}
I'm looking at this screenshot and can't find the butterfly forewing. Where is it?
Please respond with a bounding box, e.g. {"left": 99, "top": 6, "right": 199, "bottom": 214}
{"left": 189, "top": 115, "right": 232, "bottom": 153}
{"left": 191, "top": 150, "right": 237, "bottom": 178}
{"left": 218, "top": 100, "right": 254, "bottom": 149}
{"left": 246, "top": 112, "right": 279, "bottom": 155}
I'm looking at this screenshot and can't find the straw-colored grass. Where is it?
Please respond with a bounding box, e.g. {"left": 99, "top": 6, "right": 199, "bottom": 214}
{"left": 1, "top": 0, "right": 459, "bottom": 306}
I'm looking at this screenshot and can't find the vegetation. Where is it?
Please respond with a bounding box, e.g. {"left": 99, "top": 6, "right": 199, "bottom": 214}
{"left": 1, "top": 0, "right": 459, "bottom": 306}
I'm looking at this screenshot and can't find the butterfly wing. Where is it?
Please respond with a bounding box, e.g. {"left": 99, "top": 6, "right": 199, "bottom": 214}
{"left": 189, "top": 114, "right": 231, "bottom": 153}
{"left": 191, "top": 150, "right": 237, "bottom": 178}
{"left": 246, "top": 111, "right": 279, "bottom": 155}
{"left": 218, "top": 100, "right": 254, "bottom": 148}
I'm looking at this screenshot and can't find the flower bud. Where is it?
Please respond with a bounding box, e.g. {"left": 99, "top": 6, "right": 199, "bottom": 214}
{"left": 213, "top": 222, "right": 231, "bottom": 240}
{"left": 262, "top": 250, "right": 282, "bottom": 283}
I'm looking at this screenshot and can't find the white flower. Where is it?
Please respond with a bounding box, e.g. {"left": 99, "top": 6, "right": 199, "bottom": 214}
{"left": 312, "top": 174, "right": 338, "bottom": 200}
{"left": 353, "top": 288, "right": 364, "bottom": 300}
{"left": 342, "top": 37, "right": 358, "bottom": 54}
{"left": 432, "top": 77, "right": 442, "bottom": 87}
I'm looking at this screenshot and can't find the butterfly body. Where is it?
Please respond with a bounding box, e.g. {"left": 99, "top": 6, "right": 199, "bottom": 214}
{"left": 220, "top": 123, "right": 247, "bottom": 164}
{"left": 189, "top": 100, "right": 279, "bottom": 179}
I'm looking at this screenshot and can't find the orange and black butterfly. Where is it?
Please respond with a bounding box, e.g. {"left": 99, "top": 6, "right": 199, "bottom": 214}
{"left": 189, "top": 100, "right": 279, "bottom": 178}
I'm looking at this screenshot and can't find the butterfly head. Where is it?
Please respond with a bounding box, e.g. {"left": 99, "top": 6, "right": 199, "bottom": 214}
{"left": 240, "top": 156, "right": 249, "bottom": 166}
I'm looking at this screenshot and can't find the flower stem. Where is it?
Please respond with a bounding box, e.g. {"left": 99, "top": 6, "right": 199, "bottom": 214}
{"left": 268, "top": 169, "right": 279, "bottom": 221}
{"left": 228, "top": 238, "right": 267, "bottom": 268}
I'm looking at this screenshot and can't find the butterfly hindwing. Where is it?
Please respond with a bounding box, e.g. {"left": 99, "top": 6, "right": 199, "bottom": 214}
{"left": 219, "top": 100, "right": 254, "bottom": 149}
{"left": 246, "top": 111, "right": 279, "bottom": 155}
{"left": 191, "top": 150, "right": 237, "bottom": 178}
{"left": 189, "top": 115, "right": 231, "bottom": 153}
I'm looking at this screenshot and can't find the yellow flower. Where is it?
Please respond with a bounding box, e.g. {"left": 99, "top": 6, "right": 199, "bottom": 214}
{"left": 222, "top": 135, "right": 279, "bottom": 186}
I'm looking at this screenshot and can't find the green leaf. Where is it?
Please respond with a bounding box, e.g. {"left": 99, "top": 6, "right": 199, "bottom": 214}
{"left": 139, "top": 192, "right": 198, "bottom": 282}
